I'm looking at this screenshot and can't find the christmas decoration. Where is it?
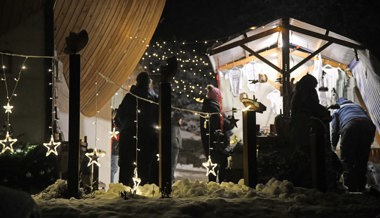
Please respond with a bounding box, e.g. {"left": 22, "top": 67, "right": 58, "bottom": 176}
{"left": 0, "top": 131, "right": 17, "bottom": 154}
{"left": 43, "top": 135, "right": 61, "bottom": 156}
{"left": 202, "top": 155, "right": 217, "bottom": 177}
{"left": 109, "top": 127, "right": 119, "bottom": 139}
{"left": 132, "top": 166, "right": 141, "bottom": 193}
{"left": 43, "top": 60, "right": 63, "bottom": 156}
{"left": 85, "top": 149, "right": 105, "bottom": 167}
{"left": 3, "top": 102, "right": 13, "bottom": 114}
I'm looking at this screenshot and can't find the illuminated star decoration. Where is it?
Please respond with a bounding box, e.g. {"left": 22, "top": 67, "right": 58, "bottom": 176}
{"left": 202, "top": 155, "right": 217, "bottom": 177}
{"left": 85, "top": 149, "right": 105, "bottom": 167}
{"left": 109, "top": 127, "right": 119, "bottom": 139}
{"left": 132, "top": 166, "right": 141, "bottom": 193}
{"left": 0, "top": 131, "right": 17, "bottom": 154}
{"left": 3, "top": 103, "right": 13, "bottom": 114}
{"left": 43, "top": 135, "right": 61, "bottom": 156}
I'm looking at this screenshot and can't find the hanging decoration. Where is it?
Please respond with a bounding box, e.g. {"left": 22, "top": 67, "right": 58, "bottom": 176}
{"left": 3, "top": 102, "right": 13, "bottom": 113}
{"left": 43, "top": 60, "right": 61, "bottom": 156}
{"left": 85, "top": 80, "right": 105, "bottom": 167}
{"left": 202, "top": 155, "right": 217, "bottom": 177}
{"left": 0, "top": 131, "right": 17, "bottom": 154}
{"left": 201, "top": 115, "right": 218, "bottom": 177}
{"left": 0, "top": 55, "right": 28, "bottom": 154}
{"left": 85, "top": 148, "right": 105, "bottom": 167}
{"left": 132, "top": 97, "right": 141, "bottom": 193}
{"left": 43, "top": 135, "right": 60, "bottom": 156}
{"left": 109, "top": 127, "right": 119, "bottom": 139}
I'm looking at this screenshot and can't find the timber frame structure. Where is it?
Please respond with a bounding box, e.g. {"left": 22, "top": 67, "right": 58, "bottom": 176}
{"left": 209, "top": 18, "right": 365, "bottom": 118}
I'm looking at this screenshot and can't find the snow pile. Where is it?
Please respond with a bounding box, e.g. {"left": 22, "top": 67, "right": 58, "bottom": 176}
{"left": 32, "top": 178, "right": 380, "bottom": 218}
{"left": 33, "top": 177, "right": 296, "bottom": 201}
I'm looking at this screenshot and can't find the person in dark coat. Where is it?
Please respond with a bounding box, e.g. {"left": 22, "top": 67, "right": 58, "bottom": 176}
{"left": 171, "top": 111, "right": 183, "bottom": 182}
{"left": 115, "top": 72, "right": 159, "bottom": 186}
{"left": 289, "top": 73, "right": 332, "bottom": 188}
{"left": 331, "top": 97, "right": 376, "bottom": 192}
{"left": 200, "top": 84, "right": 229, "bottom": 183}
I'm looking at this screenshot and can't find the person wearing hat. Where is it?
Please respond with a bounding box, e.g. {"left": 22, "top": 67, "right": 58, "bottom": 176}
{"left": 200, "top": 84, "right": 229, "bottom": 183}
{"left": 331, "top": 97, "right": 376, "bottom": 192}
{"left": 115, "top": 71, "right": 159, "bottom": 186}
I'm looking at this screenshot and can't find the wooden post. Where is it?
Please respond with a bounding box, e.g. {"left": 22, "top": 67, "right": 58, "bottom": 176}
{"left": 243, "top": 110, "right": 258, "bottom": 188}
{"left": 309, "top": 117, "right": 327, "bottom": 192}
{"left": 159, "top": 82, "right": 172, "bottom": 197}
{"left": 281, "top": 18, "right": 291, "bottom": 118}
{"left": 67, "top": 54, "right": 80, "bottom": 198}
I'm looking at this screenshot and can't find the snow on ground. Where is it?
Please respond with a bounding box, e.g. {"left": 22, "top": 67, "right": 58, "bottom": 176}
{"left": 31, "top": 177, "right": 380, "bottom": 218}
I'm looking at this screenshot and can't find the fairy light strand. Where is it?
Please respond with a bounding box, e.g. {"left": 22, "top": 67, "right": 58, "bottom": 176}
{"left": 43, "top": 59, "right": 61, "bottom": 156}
{"left": 1, "top": 55, "right": 28, "bottom": 154}
{"left": 132, "top": 97, "right": 141, "bottom": 193}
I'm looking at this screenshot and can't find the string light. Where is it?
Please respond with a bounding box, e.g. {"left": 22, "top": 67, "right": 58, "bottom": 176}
{"left": 0, "top": 131, "right": 17, "bottom": 154}
{"left": 109, "top": 127, "right": 119, "bottom": 139}
{"left": 1, "top": 55, "right": 28, "bottom": 153}
{"left": 132, "top": 97, "right": 141, "bottom": 193}
{"left": 202, "top": 155, "right": 217, "bottom": 177}
{"left": 43, "top": 135, "right": 60, "bottom": 156}
{"left": 85, "top": 80, "right": 105, "bottom": 167}
{"left": 43, "top": 59, "right": 61, "bottom": 156}
{"left": 201, "top": 115, "right": 217, "bottom": 177}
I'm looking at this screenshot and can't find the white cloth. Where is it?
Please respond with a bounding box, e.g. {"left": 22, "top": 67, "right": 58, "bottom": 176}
{"left": 242, "top": 62, "right": 259, "bottom": 92}
{"left": 266, "top": 89, "right": 283, "bottom": 115}
{"left": 225, "top": 67, "right": 243, "bottom": 97}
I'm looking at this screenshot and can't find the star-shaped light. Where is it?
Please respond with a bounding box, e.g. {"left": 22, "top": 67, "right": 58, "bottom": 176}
{"left": 3, "top": 103, "right": 13, "bottom": 114}
{"left": 85, "top": 148, "right": 105, "bottom": 167}
{"left": 132, "top": 166, "right": 141, "bottom": 193}
{"left": 202, "top": 155, "right": 217, "bottom": 177}
{"left": 43, "top": 135, "right": 61, "bottom": 156}
{"left": 0, "top": 131, "right": 17, "bottom": 154}
{"left": 109, "top": 127, "right": 119, "bottom": 139}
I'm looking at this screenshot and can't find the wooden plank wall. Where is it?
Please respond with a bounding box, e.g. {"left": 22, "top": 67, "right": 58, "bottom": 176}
{"left": 54, "top": 0, "right": 166, "bottom": 116}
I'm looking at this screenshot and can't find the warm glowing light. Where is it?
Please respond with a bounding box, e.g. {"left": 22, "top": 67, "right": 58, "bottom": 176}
{"left": 202, "top": 155, "right": 217, "bottom": 177}
{"left": 109, "top": 127, "right": 119, "bottom": 139}
{"left": 0, "top": 131, "right": 17, "bottom": 154}
{"left": 85, "top": 149, "right": 105, "bottom": 167}
{"left": 3, "top": 102, "right": 13, "bottom": 113}
{"left": 43, "top": 134, "right": 61, "bottom": 156}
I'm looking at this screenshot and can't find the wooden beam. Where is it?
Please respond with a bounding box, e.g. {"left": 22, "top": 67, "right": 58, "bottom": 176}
{"left": 217, "top": 48, "right": 278, "bottom": 71}
{"left": 291, "top": 50, "right": 348, "bottom": 70}
{"left": 241, "top": 44, "right": 282, "bottom": 73}
{"left": 288, "top": 24, "right": 365, "bottom": 50}
{"left": 210, "top": 26, "right": 281, "bottom": 55}
{"left": 289, "top": 42, "right": 332, "bottom": 74}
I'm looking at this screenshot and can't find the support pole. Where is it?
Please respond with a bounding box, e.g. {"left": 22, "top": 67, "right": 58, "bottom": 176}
{"left": 281, "top": 18, "right": 291, "bottom": 118}
{"left": 159, "top": 82, "right": 172, "bottom": 197}
{"left": 242, "top": 110, "right": 258, "bottom": 188}
{"left": 309, "top": 117, "right": 327, "bottom": 192}
{"left": 67, "top": 54, "right": 80, "bottom": 198}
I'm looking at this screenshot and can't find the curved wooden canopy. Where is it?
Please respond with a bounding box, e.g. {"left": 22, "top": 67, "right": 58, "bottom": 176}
{"left": 54, "top": 0, "right": 166, "bottom": 116}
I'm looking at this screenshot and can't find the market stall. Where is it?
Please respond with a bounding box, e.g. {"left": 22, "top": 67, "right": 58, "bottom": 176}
{"left": 208, "top": 18, "right": 380, "bottom": 149}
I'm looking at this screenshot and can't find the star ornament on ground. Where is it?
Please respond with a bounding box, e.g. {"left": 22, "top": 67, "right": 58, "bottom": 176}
{"left": 0, "top": 131, "right": 17, "bottom": 154}
{"left": 202, "top": 155, "right": 217, "bottom": 177}
{"left": 132, "top": 167, "right": 141, "bottom": 193}
{"left": 109, "top": 127, "right": 119, "bottom": 139}
{"left": 3, "top": 103, "right": 13, "bottom": 114}
{"left": 85, "top": 149, "right": 105, "bottom": 167}
{"left": 43, "top": 135, "right": 61, "bottom": 156}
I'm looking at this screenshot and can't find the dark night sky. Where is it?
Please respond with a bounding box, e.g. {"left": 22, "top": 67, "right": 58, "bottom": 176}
{"left": 153, "top": 0, "right": 380, "bottom": 59}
